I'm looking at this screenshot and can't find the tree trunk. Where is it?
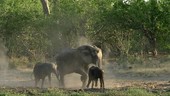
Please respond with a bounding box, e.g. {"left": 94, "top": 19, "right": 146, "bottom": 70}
{"left": 142, "top": 28, "right": 158, "bottom": 57}
{"left": 149, "top": 37, "right": 157, "bottom": 57}
{"left": 40, "top": 0, "right": 50, "bottom": 15}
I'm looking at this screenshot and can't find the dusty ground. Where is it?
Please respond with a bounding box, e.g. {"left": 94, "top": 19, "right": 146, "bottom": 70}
{"left": 0, "top": 61, "right": 170, "bottom": 92}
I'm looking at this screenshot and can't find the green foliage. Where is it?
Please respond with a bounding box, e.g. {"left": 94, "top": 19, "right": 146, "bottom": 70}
{"left": 0, "top": 0, "right": 170, "bottom": 67}
{"left": 0, "top": 92, "right": 25, "bottom": 96}
{"left": 0, "top": 0, "right": 46, "bottom": 58}
{"left": 69, "top": 92, "right": 90, "bottom": 96}
{"left": 0, "top": 88, "right": 162, "bottom": 96}
{"left": 89, "top": 0, "right": 170, "bottom": 54}
{"left": 125, "top": 88, "right": 155, "bottom": 96}
{"left": 103, "top": 88, "right": 155, "bottom": 96}
{"left": 160, "top": 92, "right": 170, "bottom": 96}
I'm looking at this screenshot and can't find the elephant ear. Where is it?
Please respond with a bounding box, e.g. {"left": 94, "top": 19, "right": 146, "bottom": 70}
{"left": 77, "top": 45, "right": 91, "bottom": 56}
{"left": 77, "top": 45, "right": 99, "bottom": 64}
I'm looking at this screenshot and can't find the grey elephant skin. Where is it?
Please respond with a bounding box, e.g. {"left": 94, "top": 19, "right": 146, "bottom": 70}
{"left": 86, "top": 66, "right": 104, "bottom": 90}
{"left": 33, "top": 62, "right": 58, "bottom": 88}
{"left": 56, "top": 45, "right": 99, "bottom": 89}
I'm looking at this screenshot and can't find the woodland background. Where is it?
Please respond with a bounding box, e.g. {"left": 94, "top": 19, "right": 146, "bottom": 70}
{"left": 0, "top": 0, "right": 170, "bottom": 68}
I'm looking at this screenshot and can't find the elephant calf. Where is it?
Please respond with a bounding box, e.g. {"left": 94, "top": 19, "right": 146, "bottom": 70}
{"left": 86, "top": 66, "right": 104, "bottom": 90}
{"left": 33, "top": 62, "right": 58, "bottom": 88}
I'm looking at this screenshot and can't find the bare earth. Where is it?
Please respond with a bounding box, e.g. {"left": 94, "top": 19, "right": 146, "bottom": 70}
{"left": 0, "top": 62, "right": 170, "bottom": 91}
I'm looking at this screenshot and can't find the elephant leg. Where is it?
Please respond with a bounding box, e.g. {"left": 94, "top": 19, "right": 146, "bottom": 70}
{"left": 48, "top": 74, "right": 51, "bottom": 87}
{"left": 100, "top": 78, "right": 104, "bottom": 89}
{"left": 95, "top": 79, "right": 98, "bottom": 87}
{"left": 91, "top": 80, "right": 94, "bottom": 89}
{"left": 57, "top": 67, "right": 65, "bottom": 88}
{"left": 100, "top": 78, "right": 105, "bottom": 92}
{"left": 41, "top": 77, "right": 45, "bottom": 88}
{"left": 79, "top": 71, "right": 88, "bottom": 88}
{"left": 35, "top": 78, "right": 40, "bottom": 87}
{"left": 101, "top": 78, "right": 105, "bottom": 88}
{"left": 54, "top": 70, "right": 60, "bottom": 81}
{"left": 86, "top": 78, "right": 91, "bottom": 88}
{"left": 59, "top": 74, "right": 65, "bottom": 88}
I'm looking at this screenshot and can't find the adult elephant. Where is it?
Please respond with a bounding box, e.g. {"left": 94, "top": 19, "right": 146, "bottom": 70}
{"left": 56, "top": 45, "right": 99, "bottom": 89}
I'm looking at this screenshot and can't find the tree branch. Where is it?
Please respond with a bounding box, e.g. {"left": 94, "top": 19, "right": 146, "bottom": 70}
{"left": 40, "top": 0, "right": 50, "bottom": 15}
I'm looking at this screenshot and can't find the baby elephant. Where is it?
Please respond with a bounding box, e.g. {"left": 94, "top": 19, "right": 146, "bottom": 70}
{"left": 33, "top": 62, "right": 58, "bottom": 88}
{"left": 86, "top": 66, "right": 104, "bottom": 90}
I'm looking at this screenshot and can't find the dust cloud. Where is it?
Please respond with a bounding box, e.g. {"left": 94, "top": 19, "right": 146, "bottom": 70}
{"left": 77, "top": 36, "right": 92, "bottom": 46}
{"left": 0, "top": 40, "right": 33, "bottom": 88}
{"left": 0, "top": 40, "right": 8, "bottom": 86}
{"left": 59, "top": 36, "right": 116, "bottom": 89}
{"left": 0, "top": 36, "right": 116, "bottom": 89}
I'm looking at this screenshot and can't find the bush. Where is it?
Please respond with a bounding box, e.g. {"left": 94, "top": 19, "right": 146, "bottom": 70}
{"left": 9, "top": 56, "right": 29, "bottom": 69}
{"left": 125, "top": 88, "right": 155, "bottom": 96}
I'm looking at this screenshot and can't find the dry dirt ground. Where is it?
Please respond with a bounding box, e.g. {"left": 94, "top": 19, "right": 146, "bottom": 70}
{"left": 0, "top": 61, "right": 170, "bottom": 92}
